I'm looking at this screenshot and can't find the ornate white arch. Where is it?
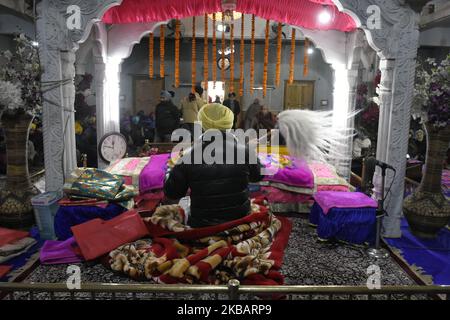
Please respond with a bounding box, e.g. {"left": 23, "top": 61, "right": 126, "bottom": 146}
{"left": 37, "top": 0, "right": 419, "bottom": 237}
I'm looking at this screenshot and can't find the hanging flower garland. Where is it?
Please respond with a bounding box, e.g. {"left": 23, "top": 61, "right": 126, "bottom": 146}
{"left": 192, "top": 16, "right": 196, "bottom": 93}
{"left": 212, "top": 13, "right": 217, "bottom": 85}
{"left": 250, "top": 14, "right": 255, "bottom": 94}
{"left": 149, "top": 33, "right": 154, "bottom": 78}
{"left": 221, "top": 14, "right": 225, "bottom": 83}
{"left": 160, "top": 24, "right": 165, "bottom": 78}
{"left": 263, "top": 19, "right": 270, "bottom": 97}
{"left": 239, "top": 14, "right": 245, "bottom": 97}
{"left": 229, "top": 23, "right": 235, "bottom": 93}
{"left": 303, "top": 37, "right": 309, "bottom": 77}
{"left": 275, "top": 23, "right": 282, "bottom": 87}
{"left": 204, "top": 14, "right": 209, "bottom": 90}
{"left": 174, "top": 20, "right": 180, "bottom": 88}
{"left": 289, "top": 28, "right": 296, "bottom": 84}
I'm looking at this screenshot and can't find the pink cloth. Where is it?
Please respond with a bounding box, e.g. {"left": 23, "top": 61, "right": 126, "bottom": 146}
{"left": 139, "top": 154, "right": 171, "bottom": 193}
{"left": 0, "top": 228, "right": 29, "bottom": 247}
{"left": 260, "top": 154, "right": 314, "bottom": 188}
{"left": 309, "top": 162, "right": 350, "bottom": 192}
{"left": 102, "top": 0, "right": 356, "bottom": 32}
{"left": 106, "top": 157, "right": 150, "bottom": 188}
{"left": 314, "top": 191, "right": 377, "bottom": 215}
{"left": 40, "top": 237, "right": 83, "bottom": 265}
{"left": 261, "top": 186, "right": 312, "bottom": 203}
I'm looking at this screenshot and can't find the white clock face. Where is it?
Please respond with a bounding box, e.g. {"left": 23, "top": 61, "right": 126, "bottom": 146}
{"left": 100, "top": 133, "right": 127, "bottom": 163}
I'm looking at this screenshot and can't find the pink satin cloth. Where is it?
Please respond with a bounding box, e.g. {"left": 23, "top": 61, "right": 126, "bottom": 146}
{"left": 102, "top": 0, "right": 356, "bottom": 32}
{"left": 314, "top": 191, "right": 377, "bottom": 215}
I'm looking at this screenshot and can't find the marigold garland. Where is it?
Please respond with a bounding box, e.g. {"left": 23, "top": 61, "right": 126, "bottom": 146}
{"left": 174, "top": 20, "right": 180, "bottom": 87}
{"left": 192, "top": 16, "right": 196, "bottom": 93}
{"left": 289, "top": 28, "right": 296, "bottom": 84}
{"left": 221, "top": 14, "right": 225, "bottom": 83}
{"left": 263, "top": 19, "right": 270, "bottom": 97}
{"left": 212, "top": 13, "right": 217, "bottom": 85}
{"left": 204, "top": 14, "right": 209, "bottom": 90}
{"left": 160, "top": 24, "right": 165, "bottom": 78}
{"left": 239, "top": 14, "right": 245, "bottom": 97}
{"left": 250, "top": 14, "right": 255, "bottom": 94}
{"left": 229, "top": 23, "right": 235, "bottom": 93}
{"left": 303, "top": 37, "right": 309, "bottom": 77}
{"left": 275, "top": 23, "right": 282, "bottom": 87}
{"left": 149, "top": 33, "right": 154, "bottom": 78}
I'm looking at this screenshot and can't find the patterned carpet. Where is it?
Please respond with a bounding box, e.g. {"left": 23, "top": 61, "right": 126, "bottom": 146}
{"left": 7, "top": 215, "right": 421, "bottom": 300}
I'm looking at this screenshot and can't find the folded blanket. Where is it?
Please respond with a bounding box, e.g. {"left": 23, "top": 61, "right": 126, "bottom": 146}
{"left": 0, "top": 227, "right": 29, "bottom": 247}
{"left": 106, "top": 157, "right": 150, "bottom": 189}
{"left": 0, "top": 265, "right": 12, "bottom": 278}
{"left": 308, "top": 162, "right": 351, "bottom": 192}
{"left": 0, "top": 237, "right": 37, "bottom": 264}
{"left": 314, "top": 191, "right": 377, "bottom": 215}
{"left": 109, "top": 198, "right": 292, "bottom": 285}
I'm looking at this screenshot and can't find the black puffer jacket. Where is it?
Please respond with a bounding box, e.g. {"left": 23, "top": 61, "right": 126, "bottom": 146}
{"left": 155, "top": 100, "right": 180, "bottom": 135}
{"left": 164, "top": 131, "right": 263, "bottom": 228}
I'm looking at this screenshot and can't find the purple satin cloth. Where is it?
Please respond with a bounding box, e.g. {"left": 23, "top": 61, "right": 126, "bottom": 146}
{"left": 40, "top": 237, "right": 83, "bottom": 265}
{"left": 139, "top": 154, "right": 171, "bottom": 193}
{"left": 314, "top": 191, "right": 377, "bottom": 215}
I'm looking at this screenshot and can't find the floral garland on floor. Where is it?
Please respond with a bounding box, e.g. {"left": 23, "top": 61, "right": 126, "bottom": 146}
{"left": 289, "top": 28, "right": 296, "bottom": 84}
{"left": 149, "top": 33, "right": 154, "bottom": 78}
{"left": 160, "top": 25, "right": 165, "bottom": 78}
{"left": 204, "top": 14, "right": 209, "bottom": 90}
{"left": 275, "top": 23, "right": 282, "bottom": 87}
{"left": 263, "top": 19, "right": 270, "bottom": 97}
{"left": 250, "top": 14, "right": 255, "bottom": 94}
{"left": 239, "top": 14, "right": 245, "bottom": 96}
{"left": 192, "top": 16, "right": 196, "bottom": 93}
{"left": 174, "top": 20, "right": 180, "bottom": 88}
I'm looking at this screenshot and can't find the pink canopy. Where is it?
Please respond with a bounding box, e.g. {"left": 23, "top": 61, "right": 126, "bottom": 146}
{"left": 102, "top": 0, "right": 357, "bottom": 32}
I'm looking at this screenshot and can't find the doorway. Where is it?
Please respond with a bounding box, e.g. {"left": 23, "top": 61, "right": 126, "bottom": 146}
{"left": 283, "top": 80, "right": 315, "bottom": 110}
{"left": 133, "top": 76, "right": 165, "bottom": 114}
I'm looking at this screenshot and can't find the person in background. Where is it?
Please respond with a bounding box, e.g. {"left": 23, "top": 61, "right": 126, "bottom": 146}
{"left": 155, "top": 90, "right": 180, "bottom": 142}
{"left": 223, "top": 92, "right": 241, "bottom": 129}
{"left": 164, "top": 103, "right": 263, "bottom": 227}
{"left": 251, "top": 105, "right": 276, "bottom": 132}
{"left": 244, "top": 98, "right": 262, "bottom": 130}
{"left": 214, "top": 95, "right": 221, "bottom": 103}
{"left": 180, "top": 85, "right": 206, "bottom": 136}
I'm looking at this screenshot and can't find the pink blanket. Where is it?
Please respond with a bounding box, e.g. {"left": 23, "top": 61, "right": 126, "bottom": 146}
{"left": 139, "top": 154, "right": 171, "bottom": 193}
{"left": 314, "top": 191, "right": 377, "bottom": 215}
{"left": 308, "top": 162, "right": 350, "bottom": 192}
{"left": 259, "top": 153, "right": 314, "bottom": 188}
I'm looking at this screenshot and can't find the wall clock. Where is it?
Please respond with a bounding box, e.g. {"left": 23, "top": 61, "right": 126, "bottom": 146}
{"left": 217, "top": 57, "right": 230, "bottom": 70}
{"left": 98, "top": 132, "right": 128, "bottom": 163}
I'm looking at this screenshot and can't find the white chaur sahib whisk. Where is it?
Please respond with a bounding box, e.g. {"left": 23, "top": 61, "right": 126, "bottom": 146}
{"left": 277, "top": 110, "right": 355, "bottom": 163}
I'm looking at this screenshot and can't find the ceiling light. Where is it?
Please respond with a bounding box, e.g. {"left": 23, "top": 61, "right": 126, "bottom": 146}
{"left": 318, "top": 6, "right": 332, "bottom": 24}
{"left": 307, "top": 47, "right": 314, "bottom": 55}
{"left": 31, "top": 41, "right": 39, "bottom": 47}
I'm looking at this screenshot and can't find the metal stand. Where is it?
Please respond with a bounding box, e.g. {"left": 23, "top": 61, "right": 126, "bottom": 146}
{"left": 367, "top": 166, "right": 389, "bottom": 259}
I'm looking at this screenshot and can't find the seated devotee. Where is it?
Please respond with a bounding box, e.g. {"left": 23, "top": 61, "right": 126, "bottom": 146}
{"left": 244, "top": 98, "right": 262, "bottom": 130}
{"left": 155, "top": 90, "right": 180, "bottom": 142}
{"left": 223, "top": 92, "right": 241, "bottom": 129}
{"left": 180, "top": 85, "right": 206, "bottom": 136}
{"left": 164, "top": 103, "right": 263, "bottom": 228}
{"left": 251, "top": 105, "right": 276, "bottom": 132}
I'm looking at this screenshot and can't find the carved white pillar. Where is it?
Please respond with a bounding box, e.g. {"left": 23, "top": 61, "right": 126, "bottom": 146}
{"left": 94, "top": 55, "right": 108, "bottom": 168}
{"left": 60, "top": 50, "right": 78, "bottom": 176}
{"left": 104, "top": 58, "right": 122, "bottom": 134}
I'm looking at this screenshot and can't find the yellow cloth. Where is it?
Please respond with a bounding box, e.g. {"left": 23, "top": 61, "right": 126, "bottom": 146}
{"left": 180, "top": 93, "right": 206, "bottom": 124}
{"left": 75, "top": 121, "right": 83, "bottom": 135}
{"left": 197, "top": 103, "right": 234, "bottom": 131}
